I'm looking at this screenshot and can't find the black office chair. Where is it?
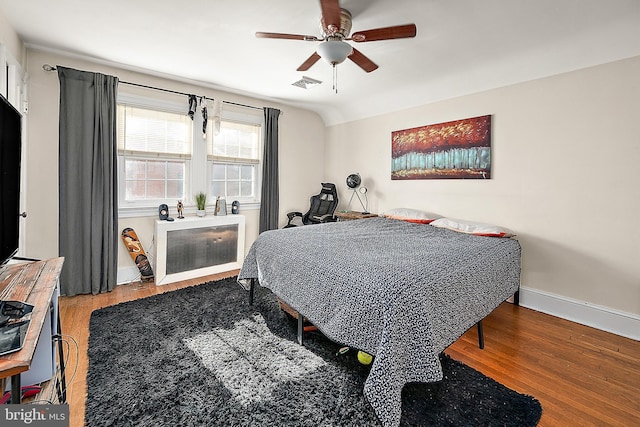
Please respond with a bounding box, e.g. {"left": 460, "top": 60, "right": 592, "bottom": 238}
{"left": 284, "top": 183, "right": 339, "bottom": 228}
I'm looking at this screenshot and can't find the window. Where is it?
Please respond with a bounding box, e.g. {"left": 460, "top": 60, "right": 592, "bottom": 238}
{"left": 123, "top": 159, "right": 185, "bottom": 200}
{"left": 207, "top": 119, "right": 262, "bottom": 203}
{"left": 117, "top": 104, "right": 192, "bottom": 204}
{"left": 117, "top": 96, "right": 263, "bottom": 216}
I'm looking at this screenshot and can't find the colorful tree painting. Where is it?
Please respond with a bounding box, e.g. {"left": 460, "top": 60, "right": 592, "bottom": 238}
{"left": 391, "top": 115, "right": 491, "bottom": 179}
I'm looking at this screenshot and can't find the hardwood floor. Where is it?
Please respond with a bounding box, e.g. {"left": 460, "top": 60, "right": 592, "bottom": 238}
{"left": 58, "top": 273, "right": 640, "bottom": 427}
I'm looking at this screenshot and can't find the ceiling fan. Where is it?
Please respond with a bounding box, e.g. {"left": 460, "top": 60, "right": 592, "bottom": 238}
{"left": 255, "top": 0, "right": 417, "bottom": 74}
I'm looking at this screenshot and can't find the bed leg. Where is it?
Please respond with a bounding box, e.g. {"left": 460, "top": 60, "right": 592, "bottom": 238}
{"left": 514, "top": 290, "right": 520, "bottom": 306}
{"left": 249, "top": 279, "right": 255, "bottom": 306}
{"left": 297, "top": 311, "right": 304, "bottom": 346}
{"left": 477, "top": 321, "right": 485, "bottom": 349}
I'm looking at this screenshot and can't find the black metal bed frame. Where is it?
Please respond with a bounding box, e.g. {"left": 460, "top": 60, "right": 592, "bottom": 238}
{"left": 248, "top": 278, "right": 520, "bottom": 350}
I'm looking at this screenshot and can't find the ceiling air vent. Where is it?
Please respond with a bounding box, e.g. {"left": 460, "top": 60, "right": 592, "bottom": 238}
{"left": 292, "top": 76, "right": 322, "bottom": 89}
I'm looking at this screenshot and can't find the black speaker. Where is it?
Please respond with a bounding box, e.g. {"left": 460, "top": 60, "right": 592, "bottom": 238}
{"left": 158, "top": 204, "right": 169, "bottom": 220}
{"left": 231, "top": 200, "right": 240, "bottom": 214}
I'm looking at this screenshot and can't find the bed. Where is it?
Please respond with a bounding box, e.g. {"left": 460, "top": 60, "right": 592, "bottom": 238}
{"left": 237, "top": 216, "right": 521, "bottom": 427}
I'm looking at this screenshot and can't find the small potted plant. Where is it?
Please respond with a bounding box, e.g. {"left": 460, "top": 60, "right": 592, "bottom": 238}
{"left": 195, "top": 192, "right": 207, "bottom": 217}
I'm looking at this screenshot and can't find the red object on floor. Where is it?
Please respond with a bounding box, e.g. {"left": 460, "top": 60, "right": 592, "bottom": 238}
{"left": 0, "top": 385, "right": 42, "bottom": 404}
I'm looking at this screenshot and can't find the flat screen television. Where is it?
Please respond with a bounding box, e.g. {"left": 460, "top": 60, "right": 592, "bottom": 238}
{"left": 0, "top": 93, "right": 22, "bottom": 268}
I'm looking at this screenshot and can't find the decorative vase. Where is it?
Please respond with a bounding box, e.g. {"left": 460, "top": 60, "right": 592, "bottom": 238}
{"left": 196, "top": 209, "right": 206, "bottom": 217}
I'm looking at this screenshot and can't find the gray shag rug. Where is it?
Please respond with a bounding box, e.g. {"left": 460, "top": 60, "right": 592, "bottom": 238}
{"left": 86, "top": 277, "right": 542, "bottom": 426}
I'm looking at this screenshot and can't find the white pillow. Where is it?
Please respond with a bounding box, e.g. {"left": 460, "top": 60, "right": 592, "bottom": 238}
{"left": 430, "top": 217, "right": 516, "bottom": 237}
{"left": 381, "top": 208, "right": 442, "bottom": 224}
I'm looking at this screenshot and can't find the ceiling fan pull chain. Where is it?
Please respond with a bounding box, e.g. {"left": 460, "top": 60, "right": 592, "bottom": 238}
{"left": 333, "top": 64, "right": 338, "bottom": 94}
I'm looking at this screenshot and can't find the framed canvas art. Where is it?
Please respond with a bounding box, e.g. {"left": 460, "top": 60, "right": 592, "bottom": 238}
{"left": 391, "top": 115, "right": 491, "bottom": 179}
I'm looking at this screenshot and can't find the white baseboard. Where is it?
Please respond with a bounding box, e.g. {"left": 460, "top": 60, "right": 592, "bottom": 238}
{"left": 519, "top": 286, "right": 640, "bottom": 341}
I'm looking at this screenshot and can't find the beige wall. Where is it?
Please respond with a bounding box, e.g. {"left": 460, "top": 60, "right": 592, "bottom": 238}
{"left": 326, "top": 56, "right": 640, "bottom": 318}
{"left": 23, "top": 48, "right": 326, "bottom": 276}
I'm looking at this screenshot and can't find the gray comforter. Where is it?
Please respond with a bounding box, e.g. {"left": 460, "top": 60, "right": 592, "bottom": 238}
{"left": 238, "top": 217, "right": 521, "bottom": 426}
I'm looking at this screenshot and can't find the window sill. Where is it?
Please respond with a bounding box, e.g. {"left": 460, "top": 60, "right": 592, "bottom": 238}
{"left": 118, "top": 202, "right": 260, "bottom": 218}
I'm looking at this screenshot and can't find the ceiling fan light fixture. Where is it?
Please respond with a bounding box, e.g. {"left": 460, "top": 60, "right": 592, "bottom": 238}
{"left": 317, "top": 40, "right": 353, "bottom": 65}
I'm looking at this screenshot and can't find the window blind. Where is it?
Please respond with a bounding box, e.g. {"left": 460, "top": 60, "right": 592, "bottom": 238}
{"left": 208, "top": 121, "right": 260, "bottom": 164}
{"left": 117, "top": 105, "right": 192, "bottom": 159}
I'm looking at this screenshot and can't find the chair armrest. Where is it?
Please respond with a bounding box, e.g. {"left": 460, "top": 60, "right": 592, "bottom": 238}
{"left": 310, "top": 214, "right": 337, "bottom": 223}
{"left": 287, "top": 211, "right": 303, "bottom": 220}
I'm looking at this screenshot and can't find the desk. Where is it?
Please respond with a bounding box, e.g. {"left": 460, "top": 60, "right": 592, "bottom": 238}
{"left": 0, "top": 258, "right": 64, "bottom": 403}
{"left": 334, "top": 211, "right": 378, "bottom": 221}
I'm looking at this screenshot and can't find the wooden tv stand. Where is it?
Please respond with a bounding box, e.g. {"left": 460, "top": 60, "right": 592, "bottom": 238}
{"left": 0, "top": 257, "right": 64, "bottom": 404}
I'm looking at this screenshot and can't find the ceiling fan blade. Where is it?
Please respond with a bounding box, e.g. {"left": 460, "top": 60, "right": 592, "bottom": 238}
{"left": 255, "top": 32, "right": 319, "bottom": 41}
{"left": 351, "top": 24, "right": 417, "bottom": 42}
{"left": 320, "top": 0, "right": 341, "bottom": 31}
{"left": 297, "top": 52, "right": 322, "bottom": 71}
{"left": 349, "top": 48, "right": 378, "bottom": 73}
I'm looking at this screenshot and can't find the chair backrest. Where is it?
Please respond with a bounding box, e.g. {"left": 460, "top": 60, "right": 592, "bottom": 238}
{"left": 303, "top": 183, "right": 339, "bottom": 224}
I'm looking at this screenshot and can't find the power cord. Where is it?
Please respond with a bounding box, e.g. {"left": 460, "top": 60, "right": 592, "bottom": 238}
{"left": 49, "top": 333, "right": 79, "bottom": 404}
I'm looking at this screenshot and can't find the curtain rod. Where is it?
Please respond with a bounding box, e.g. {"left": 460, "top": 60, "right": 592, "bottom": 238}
{"left": 121, "top": 80, "right": 196, "bottom": 98}
{"left": 42, "top": 64, "right": 268, "bottom": 112}
{"left": 223, "top": 100, "right": 262, "bottom": 111}
{"left": 44, "top": 64, "right": 198, "bottom": 98}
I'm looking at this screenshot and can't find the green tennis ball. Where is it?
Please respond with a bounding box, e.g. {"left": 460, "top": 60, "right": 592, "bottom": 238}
{"left": 357, "top": 351, "right": 373, "bottom": 365}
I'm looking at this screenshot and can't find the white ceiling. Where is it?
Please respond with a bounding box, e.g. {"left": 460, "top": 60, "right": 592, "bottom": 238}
{"left": 2, "top": 0, "right": 640, "bottom": 125}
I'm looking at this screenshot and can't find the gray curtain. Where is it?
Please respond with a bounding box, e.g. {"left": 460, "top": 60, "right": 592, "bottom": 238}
{"left": 259, "top": 107, "right": 281, "bottom": 233}
{"left": 57, "top": 66, "right": 119, "bottom": 296}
